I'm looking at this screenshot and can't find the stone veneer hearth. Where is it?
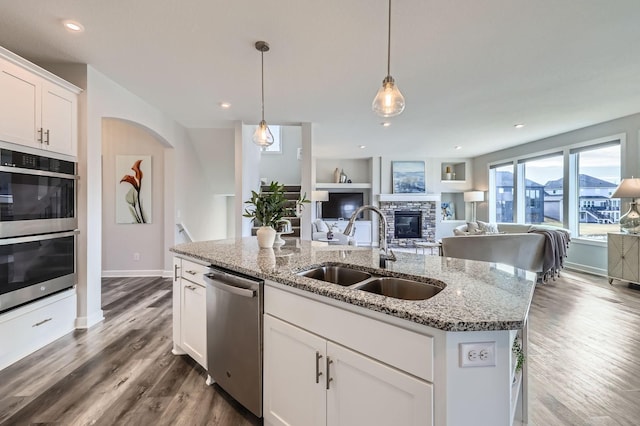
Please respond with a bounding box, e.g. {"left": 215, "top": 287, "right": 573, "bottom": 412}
{"left": 379, "top": 200, "right": 437, "bottom": 248}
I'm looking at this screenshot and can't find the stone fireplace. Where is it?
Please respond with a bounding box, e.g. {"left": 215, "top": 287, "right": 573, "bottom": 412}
{"left": 379, "top": 194, "right": 438, "bottom": 248}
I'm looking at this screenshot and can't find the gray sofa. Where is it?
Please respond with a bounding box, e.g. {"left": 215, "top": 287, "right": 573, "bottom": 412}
{"left": 441, "top": 223, "right": 570, "bottom": 277}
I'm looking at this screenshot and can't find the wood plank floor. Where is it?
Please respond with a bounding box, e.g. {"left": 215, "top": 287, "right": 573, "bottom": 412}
{"left": 1, "top": 271, "right": 640, "bottom": 425}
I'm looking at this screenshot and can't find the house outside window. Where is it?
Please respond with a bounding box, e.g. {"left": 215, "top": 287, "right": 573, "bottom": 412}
{"left": 521, "top": 154, "right": 563, "bottom": 226}
{"left": 490, "top": 164, "right": 515, "bottom": 223}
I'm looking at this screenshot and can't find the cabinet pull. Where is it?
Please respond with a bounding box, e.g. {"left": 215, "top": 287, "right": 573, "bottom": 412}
{"left": 186, "top": 270, "right": 197, "bottom": 275}
{"left": 45, "top": 129, "right": 50, "bottom": 145}
{"left": 186, "top": 285, "right": 197, "bottom": 291}
{"left": 37, "top": 127, "right": 43, "bottom": 143}
{"left": 315, "top": 351, "right": 323, "bottom": 383}
{"left": 174, "top": 264, "right": 180, "bottom": 281}
{"left": 326, "top": 357, "right": 333, "bottom": 390}
{"left": 33, "top": 318, "right": 52, "bottom": 327}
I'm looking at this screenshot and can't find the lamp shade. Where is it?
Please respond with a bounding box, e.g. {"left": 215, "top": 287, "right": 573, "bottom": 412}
{"left": 312, "top": 190, "right": 329, "bottom": 202}
{"left": 464, "top": 191, "right": 484, "bottom": 202}
{"left": 611, "top": 178, "right": 640, "bottom": 199}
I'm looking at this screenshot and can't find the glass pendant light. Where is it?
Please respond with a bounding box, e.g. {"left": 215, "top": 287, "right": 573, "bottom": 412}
{"left": 252, "top": 41, "right": 274, "bottom": 147}
{"left": 372, "top": 0, "right": 405, "bottom": 118}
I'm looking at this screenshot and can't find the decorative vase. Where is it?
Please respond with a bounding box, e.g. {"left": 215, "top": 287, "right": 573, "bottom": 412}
{"left": 339, "top": 169, "right": 347, "bottom": 183}
{"left": 333, "top": 168, "right": 341, "bottom": 183}
{"left": 256, "top": 226, "right": 277, "bottom": 248}
{"left": 326, "top": 230, "right": 334, "bottom": 240}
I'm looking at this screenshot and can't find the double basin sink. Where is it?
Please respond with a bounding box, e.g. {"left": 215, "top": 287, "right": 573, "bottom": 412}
{"left": 298, "top": 265, "right": 444, "bottom": 301}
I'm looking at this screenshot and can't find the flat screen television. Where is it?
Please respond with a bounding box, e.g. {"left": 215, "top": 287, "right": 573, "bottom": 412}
{"left": 322, "top": 192, "right": 364, "bottom": 219}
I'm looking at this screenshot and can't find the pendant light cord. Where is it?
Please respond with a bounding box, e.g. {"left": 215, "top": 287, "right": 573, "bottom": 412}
{"left": 261, "top": 50, "right": 265, "bottom": 122}
{"left": 387, "top": 0, "right": 392, "bottom": 77}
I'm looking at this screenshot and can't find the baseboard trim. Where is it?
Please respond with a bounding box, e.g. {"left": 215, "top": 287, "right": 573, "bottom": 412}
{"left": 102, "top": 270, "right": 165, "bottom": 278}
{"left": 565, "top": 261, "right": 606, "bottom": 277}
{"left": 75, "top": 310, "right": 104, "bottom": 329}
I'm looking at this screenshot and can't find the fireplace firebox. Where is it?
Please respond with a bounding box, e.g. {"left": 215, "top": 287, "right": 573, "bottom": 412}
{"left": 394, "top": 211, "right": 422, "bottom": 239}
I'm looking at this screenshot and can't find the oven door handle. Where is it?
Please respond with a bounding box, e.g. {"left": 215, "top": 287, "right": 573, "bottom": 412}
{"left": 204, "top": 274, "right": 257, "bottom": 298}
{"left": 0, "top": 230, "right": 79, "bottom": 246}
{"left": 0, "top": 165, "right": 77, "bottom": 180}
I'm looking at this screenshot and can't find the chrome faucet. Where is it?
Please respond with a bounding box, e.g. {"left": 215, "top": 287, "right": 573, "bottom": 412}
{"left": 343, "top": 205, "right": 397, "bottom": 268}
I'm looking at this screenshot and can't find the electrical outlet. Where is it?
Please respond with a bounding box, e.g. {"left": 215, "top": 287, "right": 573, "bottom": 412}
{"left": 133, "top": 252, "right": 140, "bottom": 261}
{"left": 459, "top": 342, "right": 496, "bottom": 367}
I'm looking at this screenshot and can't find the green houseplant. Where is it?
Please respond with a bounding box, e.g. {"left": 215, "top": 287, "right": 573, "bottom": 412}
{"left": 244, "top": 181, "right": 288, "bottom": 248}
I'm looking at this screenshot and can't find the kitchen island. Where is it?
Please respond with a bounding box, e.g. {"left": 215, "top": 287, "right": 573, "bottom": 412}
{"left": 171, "top": 237, "right": 535, "bottom": 426}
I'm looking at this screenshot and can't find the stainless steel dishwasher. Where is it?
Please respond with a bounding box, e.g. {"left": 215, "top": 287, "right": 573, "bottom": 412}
{"left": 203, "top": 267, "right": 263, "bottom": 418}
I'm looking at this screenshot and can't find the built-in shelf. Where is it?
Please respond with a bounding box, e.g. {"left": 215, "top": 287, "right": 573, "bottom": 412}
{"left": 316, "top": 182, "right": 372, "bottom": 189}
{"left": 441, "top": 161, "right": 467, "bottom": 182}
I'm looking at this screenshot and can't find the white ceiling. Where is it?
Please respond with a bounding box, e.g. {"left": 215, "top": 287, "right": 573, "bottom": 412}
{"left": 1, "top": 0, "right": 640, "bottom": 159}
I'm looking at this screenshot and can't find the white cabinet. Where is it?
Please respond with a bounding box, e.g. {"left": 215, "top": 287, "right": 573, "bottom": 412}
{"left": 172, "top": 257, "right": 208, "bottom": 369}
{"left": 608, "top": 232, "right": 640, "bottom": 285}
{"left": 324, "top": 220, "right": 372, "bottom": 246}
{"left": 0, "top": 289, "right": 76, "bottom": 371}
{"left": 264, "top": 314, "right": 432, "bottom": 426}
{"left": 0, "top": 49, "right": 79, "bottom": 156}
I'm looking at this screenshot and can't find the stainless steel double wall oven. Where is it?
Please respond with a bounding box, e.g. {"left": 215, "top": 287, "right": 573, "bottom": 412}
{"left": 0, "top": 147, "right": 77, "bottom": 313}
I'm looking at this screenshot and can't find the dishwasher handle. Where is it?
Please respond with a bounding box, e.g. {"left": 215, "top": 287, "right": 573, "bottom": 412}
{"left": 204, "top": 272, "right": 257, "bottom": 298}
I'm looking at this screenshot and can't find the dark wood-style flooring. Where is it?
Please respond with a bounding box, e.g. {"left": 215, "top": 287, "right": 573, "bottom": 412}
{"left": 1, "top": 270, "right": 640, "bottom": 425}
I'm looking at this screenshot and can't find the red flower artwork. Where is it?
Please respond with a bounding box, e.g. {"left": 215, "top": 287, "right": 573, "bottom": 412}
{"left": 120, "top": 159, "right": 147, "bottom": 223}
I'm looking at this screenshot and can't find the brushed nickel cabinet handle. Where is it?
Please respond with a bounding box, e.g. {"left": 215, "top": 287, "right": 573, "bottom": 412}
{"left": 315, "top": 351, "right": 323, "bottom": 383}
{"left": 33, "top": 318, "right": 52, "bottom": 327}
{"left": 174, "top": 264, "right": 180, "bottom": 281}
{"left": 45, "top": 129, "right": 50, "bottom": 145}
{"left": 186, "top": 285, "right": 197, "bottom": 291}
{"left": 186, "top": 270, "right": 197, "bottom": 275}
{"left": 37, "top": 128, "right": 43, "bottom": 143}
{"left": 326, "top": 357, "right": 333, "bottom": 390}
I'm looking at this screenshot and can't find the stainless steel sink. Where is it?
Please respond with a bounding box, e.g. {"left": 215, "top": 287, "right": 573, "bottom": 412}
{"left": 354, "top": 277, "right": 443, "bottom": 300}
{"left": 298, "top": 266, "right": 372, "bottom": 286}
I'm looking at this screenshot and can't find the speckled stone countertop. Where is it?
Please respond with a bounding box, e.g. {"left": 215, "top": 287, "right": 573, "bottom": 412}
{"left": 171, "top": 237, "right": 536, "bottom": 332}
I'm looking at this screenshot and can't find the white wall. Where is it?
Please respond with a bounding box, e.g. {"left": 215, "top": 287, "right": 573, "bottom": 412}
{"left": 260, "top": 125, "right": 302, "bottom": 185}
{"left": 101, "top": 119, "right": 166, "bottom": 275}
{"left": 472, "top": 112, "right": 640, "bottom": 276}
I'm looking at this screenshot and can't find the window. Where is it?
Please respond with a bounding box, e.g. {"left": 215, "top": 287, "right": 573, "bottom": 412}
{"left": 571, "top": 143, "right": 621, "bottom": 240}
{"left": 520, "top": 154, "right": 563, "bottom": 225}
{"left": 490, "top": 163, "right": 514, "bottom": 223}
{"left": 488, "top": 138, "right": 621, "bottom": 241}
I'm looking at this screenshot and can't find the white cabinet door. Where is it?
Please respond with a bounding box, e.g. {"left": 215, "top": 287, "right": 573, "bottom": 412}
{"left": 42, "top": 81, "right": 77, "bottom": 156}
{"left": 608, "top": 233, "right": 640, "bottom": 284}
{"left": 172, "top": 258, "right": 183, "bottom": 352}
{"left": 0, "top": 58, "right": 41, "bottom": 148}
{"left": 264, "top": 315, "right": 327, "bottom": 426}
{"left": 180, "top": 279, "right": 207, "bottom": 368}
{"left": 326, "top": 342, "right": 433, "bottom": 426}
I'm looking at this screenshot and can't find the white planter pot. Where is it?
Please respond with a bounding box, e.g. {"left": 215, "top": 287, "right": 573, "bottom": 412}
{"left": 256, "top": 226, "right": 276, "bottom": 248}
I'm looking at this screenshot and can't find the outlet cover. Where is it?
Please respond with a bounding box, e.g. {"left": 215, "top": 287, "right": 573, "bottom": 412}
{"left": 459, "top": 342, "right": 496, "bottom": 367}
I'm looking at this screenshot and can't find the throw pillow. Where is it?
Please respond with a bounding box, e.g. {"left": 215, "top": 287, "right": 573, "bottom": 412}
{"left": 453, "top": 228, "right": 468, "bottom": 236}
{"left": 314, "top": 219, "right": 329, "bottom": 233}
{"left": 477, "top": 220, "right": 499, "bottom": 234}
{"left": 466, "top": 221, "right": 480, "bottom": 233}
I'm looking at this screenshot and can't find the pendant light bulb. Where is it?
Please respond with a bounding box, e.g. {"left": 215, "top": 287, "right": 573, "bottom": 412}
{"left": 372, "top": 76, "right": 405, "bottom": 117}
{"left": 253, "top": 41, "right": 274, "bottom": 148}
{"left": 252, "top": 120, "right": 274, "bottom": 147}
{"left": 373, "top": 0, "right": 405, "bottom": 118}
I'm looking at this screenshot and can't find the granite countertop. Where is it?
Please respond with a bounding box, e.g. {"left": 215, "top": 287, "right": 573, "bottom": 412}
{"left": 170, "top": 237, "right": 536, "bottom": 332}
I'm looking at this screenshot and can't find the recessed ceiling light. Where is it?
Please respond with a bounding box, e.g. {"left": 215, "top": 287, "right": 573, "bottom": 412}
{"left": 381, "top": 122, "right": 391, "bottom": 127}
{"left": 219, "top": 102, "right": 231, "bottom": 109}
{"left": 359, "top": 145, "right": 366, "bottom": 149}
{"left": 455, "top": 145, "right": 462, "bottom": 150}
{"left": 62, "top": 20, "right": 84, "bottom": 33}
{"left": 514, "top": 123, "right": 525, "bottom": 129}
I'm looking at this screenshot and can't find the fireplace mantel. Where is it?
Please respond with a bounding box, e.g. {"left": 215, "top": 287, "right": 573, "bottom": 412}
{"left": 378, "top": 194, "right": 440, "bottom": 202}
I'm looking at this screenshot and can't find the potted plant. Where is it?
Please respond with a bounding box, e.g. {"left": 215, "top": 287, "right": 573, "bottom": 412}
{"left": 243, "top": 181, "right": 288, "bottom": 248}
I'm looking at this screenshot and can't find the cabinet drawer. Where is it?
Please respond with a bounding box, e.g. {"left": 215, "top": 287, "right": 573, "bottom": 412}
{"left": 180, "top": 259, "right": 209, "bottom": 287}
{"left": 0, "top": 289, "right": 76, "bottom": 370}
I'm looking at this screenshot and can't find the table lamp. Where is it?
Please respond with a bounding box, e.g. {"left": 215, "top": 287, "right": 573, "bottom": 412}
{"left": 610, "top": 178, "right": 640, "bottom": 233}
{"left": 464, "top": 191, "right": 484, "bottom": 222}
{"left": 312, "top": 190, "right": 329, "bottom": 219}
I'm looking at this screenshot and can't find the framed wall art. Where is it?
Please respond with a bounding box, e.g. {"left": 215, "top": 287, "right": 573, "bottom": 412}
{"left": 116, "top": 155, "right": 152, "bottom": 224}
{"left": 392, "top": 161, "right": 425, "bottom": 193}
